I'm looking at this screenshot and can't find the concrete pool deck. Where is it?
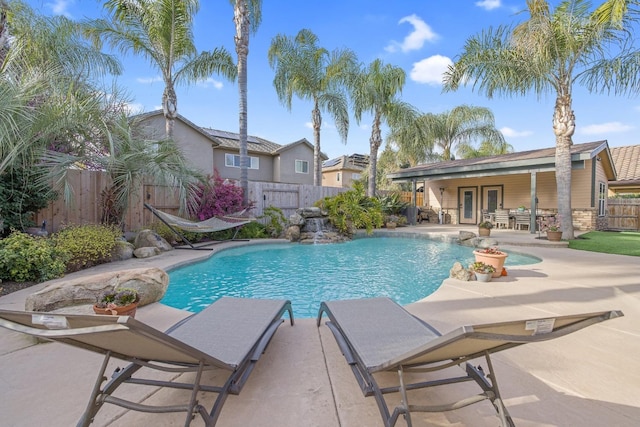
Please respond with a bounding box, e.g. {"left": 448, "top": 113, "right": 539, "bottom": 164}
{"left": 1, "top": 225, "right": 639, "bottom": 426}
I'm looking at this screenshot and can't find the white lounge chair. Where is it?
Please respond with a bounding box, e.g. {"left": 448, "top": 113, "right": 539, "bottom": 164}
{"left": 317, "top": 297, "right": 622, "bottom": 427}
{"left": 0, "top": 297, "right": 294, "bottom": 426}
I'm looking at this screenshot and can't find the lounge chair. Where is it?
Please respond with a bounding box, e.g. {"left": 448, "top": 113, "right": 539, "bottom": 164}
{"left": 317, "top": 297, "right": 622, "bottom": 427}
{"left": 144, "top": 203, "right": 255, "bottom": 249}
{"left": 0, "top": 297, "right": 294, "bottom": 426}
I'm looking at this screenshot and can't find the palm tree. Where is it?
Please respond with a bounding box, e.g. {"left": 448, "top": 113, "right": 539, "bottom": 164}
{"left": 40, "top": 114, "right": 202, "bottom": 227}
{"left": 458, "top": 139, "right": 514, "bottom": 159}
{"left": 230, "top": 0, "right": 261, "bottom": 205}
{"left": 417, "top": 105, "right": 506, "bottom": 161}
{"left": 443, "top": 0, "right": 639, "bottom": 239}
{"left": 268, "top": 29, "right": 357, "bottom": 185}
{"left": 86, "top": 0, "right": 237, "bottom": 138}
{"left": 350, "top": 59, "right": 417, "bottom": 196}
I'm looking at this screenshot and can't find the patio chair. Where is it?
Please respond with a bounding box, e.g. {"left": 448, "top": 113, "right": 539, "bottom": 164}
{"left": 317, "top": 297, "right": 622, "bottom": 427}
{"left": 144, "top": 203, "right": 254, "bottom": 250}
{"left": 514, "top": 212, "right": 531, "bottom": 230}
{"left": 0, "top": 297, "right": 294, "bottom": 427}
{"left": 494, "top": 209, "right": 510, "bottom": 229}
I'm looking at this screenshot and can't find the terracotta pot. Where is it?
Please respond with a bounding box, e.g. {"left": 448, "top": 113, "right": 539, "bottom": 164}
{"left": 93, "top": 302, "right": 138, "bottom": 318}
{"left": 546, "top": 230, "right": 562, "bottom": 242}
{"left": 478, "top": 227, "right": 491, "bottom": 237}
{"left": 473, "top": 250, "right": 508, "bottom": 278}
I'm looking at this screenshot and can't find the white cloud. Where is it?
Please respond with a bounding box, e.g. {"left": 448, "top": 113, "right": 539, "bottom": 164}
{"left": 385, "top": 14, "right": 438, "bottom": 53}
{"left": 579, "top": 122, "right": 634, "bottom": 135}
{"left": 47, "top": 0, "right": 74, "bottom": 17}
{"left": 409, "top": 55, "right": 453, "bottom": 86}
{"left": 196, "top": 78, "right": 223, "bottom": 89}
{"left": 475, "top": 0, "right": 501, "bottom": 11}
{"left": 137, "top": 76, "right": 163, "bottom": 84}
{"left": 500, "top": 127, "right": 533, "bottom": 138}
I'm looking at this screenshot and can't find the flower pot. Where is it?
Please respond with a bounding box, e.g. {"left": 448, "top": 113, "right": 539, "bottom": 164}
{"left": 93, "top": 302, "right": 138, "bottom": 318}
{"left": 478, "top": 227, "right": 491, "bottom": 237}
{"left": 474, "top": 272, "right": 492, "bottom": 282}
{"left": 386, "top": 222, "right": 397, "bottom": 229}
{"left": 546, "top": 230, "right": 562, "bottom": 242}
{"left": 473, "top": 250, "right": 508, "bottom": 278}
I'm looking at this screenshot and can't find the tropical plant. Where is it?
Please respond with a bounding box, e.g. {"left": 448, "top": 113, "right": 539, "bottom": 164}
{"left": 470, "top": 261, "right": 496, "bottom": 274}
{"left": 230, "top": 0, "right": 261, "bottom": 205}
{"left": 40, "top": 114, "right": 202, "bottom": 228}
{"left": 315, "top": 181, "right": 383, "bottom": 235}
{"left": 415, "top": 105, "right": 507, "bottom": 161}
{"left": 443, "top": 0, "right": 640, "bottom": 240}
{"left": 377, "top": 192, "right": 408, "bottom": 215}
{"left": 268, "top": 29, "right": 358, "bottom": 185}
{"left": 350, "top": 59, "right": 418, "bottom": 196}
{"left": 85, "top": 0, "right": 237, "bottom": 137}
{"left": 259, "top": 206, "right": 286, "bottom": 238}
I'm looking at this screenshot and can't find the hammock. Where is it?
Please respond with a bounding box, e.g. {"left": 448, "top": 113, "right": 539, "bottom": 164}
{"left": 144, "top": 203, "right": 254, "bottom": 249}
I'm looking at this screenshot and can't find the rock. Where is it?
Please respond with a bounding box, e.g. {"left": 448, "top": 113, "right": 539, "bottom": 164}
{"left": 288, "top": 213, "right": 305, "bottom": 226}
{"left": 449, "top": 261, "right": 473, "bottom": 281}
{"left": 458, "top": 231, "right": 476, "bottom": 242}
{"left": 299, "top": 231, "right": 348, "bottom": 244}
{"left": 297, "top": 207, "right": 324, "bottom": 218}
{"left": 111, "top": 240, "right": 134, "bottom": 261}
{"left": 25, "top": 267, "right": 169, "bottom": 312}
{"left": 286, "top": 225, "right": 301, "bottom": 242}
{"left": 134, "top": 229, "right": 173, "bottom": 251}
{"left": 133, "top": 247, "right": 161, "bottom": 258}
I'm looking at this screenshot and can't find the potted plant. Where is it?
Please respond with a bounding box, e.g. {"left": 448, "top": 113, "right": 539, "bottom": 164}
{"left": 473, "top": 247, "right": 508, "bottom": 278}
{"left": 478, "top": 221, "right": 493, "bottom": 237}
{"left": 539, "top": 216, "right": 562, "bottom": 241}
{"left": 469, "top": 261, "right": 496, "bottom": 282}
{"left": 93, "top": 288, "right": 140, "bottom": 317}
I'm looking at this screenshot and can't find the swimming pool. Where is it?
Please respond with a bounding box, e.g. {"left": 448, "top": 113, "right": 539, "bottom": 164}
{"left": 162, "top": 237, "right": 540, "bottom": 318}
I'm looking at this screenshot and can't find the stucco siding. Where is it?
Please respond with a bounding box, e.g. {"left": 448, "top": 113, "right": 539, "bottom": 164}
{"left": 277, "top": 144, "right": 314, "bottom": 185}
{"left": 214, "top": 149, "right": 274, "bottom": 182}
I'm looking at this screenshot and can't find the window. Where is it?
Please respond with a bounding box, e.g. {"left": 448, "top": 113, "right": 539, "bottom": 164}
{"left": 352, "top": 173, "right": 361, "bottom": 180}
{"left": 295, "top": 159, "right": 309, "bottom": 174}
{"left": 225, "top": 153, "right": 259, "bottom": 169}
{"left": 337, "top": 172, "right": 341, "bottom": 182}
{"left": 598, "top": 182, "right": 606, "bottom": 216}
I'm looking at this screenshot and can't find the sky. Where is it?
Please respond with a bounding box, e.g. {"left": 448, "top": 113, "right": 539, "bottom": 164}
{"left": 26, "top": 0, "right": 640, "bottom": 161}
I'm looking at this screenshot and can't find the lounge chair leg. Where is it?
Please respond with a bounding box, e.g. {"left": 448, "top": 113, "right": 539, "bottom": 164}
{"left": 397, "top": 366, "right": 413, "bottom": 427}
{"left": 483, "top": 353, "right": 515, "bottom": 427}
{"left": 77, "top": 351, "right": 112, "bottom": 427}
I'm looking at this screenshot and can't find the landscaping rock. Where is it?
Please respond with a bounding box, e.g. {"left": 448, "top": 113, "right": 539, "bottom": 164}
{"left": 286, "top": 225, "right": 301, "bottom": 242}
{"left": 25, "top": 267, "right": 169, "bottom": 312}
{"left": 112, "top": 240, "right": 134, "bottom": 261}
{"left": 458, "top": 231, "right": 476, "bottom": 242}
{"left": 288, "top": 212, "right": 305, "bottom": 226}
{"left": 134, "top": 246, "right": 161, "bottom": 258}
{"left": 134, "top": 229, "right": 173, "bottom": 251}
{"left": 450, "top": 262, "right": 473, "bottom": 281}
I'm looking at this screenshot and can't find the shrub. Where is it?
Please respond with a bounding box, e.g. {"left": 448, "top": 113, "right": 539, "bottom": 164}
{"left": 0, "top": 230, "right": 67, "bottom": 282}
{"left": 260, "top": 206, "right": 286, "bottom": 237}
{"left": 52, "top": 224, "right": 122, "bottom": 272}
{"left": 189, "top": 171, "right": 247, "bottom": 219}
{"left": 236, "top": 221, "right": 268, "bottom": 239}
{"left": 316, "top": 182, "right": 384, "bottom": 235}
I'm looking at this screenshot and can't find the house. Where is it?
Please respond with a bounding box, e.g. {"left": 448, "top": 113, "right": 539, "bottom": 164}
{"left": 609, "top": 145, "right": 640, "bottom": 195}
{"left": 387, "top": 141, "right": 616, "bottom": 231}
{"left": 322, "top": 154, "right": 368, "bottom": 188}
{"left": 134, "top": 110, "right": 322, "bottom": 185}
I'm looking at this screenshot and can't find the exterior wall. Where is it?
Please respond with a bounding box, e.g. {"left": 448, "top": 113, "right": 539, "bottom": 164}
{"left": 213, "top": 149, "right": 274, "bottom": 182}
{"left": 138, "top": 116, "right": 215, "bottom": 174}
{"left": 322, "top": 170, "right": 342, "bottom": 188}
{"left": 276, "top": 144, "right": 315, "bottom": 185}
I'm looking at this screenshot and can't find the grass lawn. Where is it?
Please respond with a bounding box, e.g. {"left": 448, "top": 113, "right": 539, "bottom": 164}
{"left": 570, "top": 231, "right": 640, "bottom": 256}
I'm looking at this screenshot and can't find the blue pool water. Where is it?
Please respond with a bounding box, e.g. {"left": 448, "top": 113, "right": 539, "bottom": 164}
{"left": 162, "top": 237, "right": 540, "bottom": 318}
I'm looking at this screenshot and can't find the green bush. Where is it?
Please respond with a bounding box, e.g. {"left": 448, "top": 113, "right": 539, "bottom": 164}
{"left": 236, "top": 221, "right": 268, "bottom": 239}
{"left": 259, "top": 206, "right": 287, "bottom": 237}
{"left": 52, "top": 224, "right": 122, "bottom": 272}
{"left": 0, "top": 231, "right": 67, "bottom": 282}
{"left": 316, "top": 182, "right": 384, "bottom": 235}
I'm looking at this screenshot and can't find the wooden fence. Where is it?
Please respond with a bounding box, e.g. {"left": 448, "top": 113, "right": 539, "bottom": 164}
{"left": 399, "top": 192, "right": 424, "bottom": 207}
{"left": 607, "top": 198, "right": 640, "bottom": 231}
{"left": 35, "top": 170, "right": 346, "bottom": 233}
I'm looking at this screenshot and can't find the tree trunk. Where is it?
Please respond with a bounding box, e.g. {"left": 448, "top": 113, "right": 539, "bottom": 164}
{"left": 368, "top": 112, "right": 382, "bottom": 197}
{"left": 312, "top": 102, "right": 322, "bottom": 186}
{"left": 234, "top": 0, "right": 250, "bottom": 205}
{"left": 552, "top": 84, "right": 575, "bottom": 240}
{"left": 162, "top": 82, "right": 177, "bottom": 138}
{"left": 0, "top": 1, "right": 8, "bottom": 65}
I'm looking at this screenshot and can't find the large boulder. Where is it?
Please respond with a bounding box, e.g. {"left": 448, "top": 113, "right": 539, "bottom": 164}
{"left": 134, "top": 229, "right": 173, "bottom": 251}
{"left": 111, "top": 240, "right": 135, "bottom": 261}
{"left": 25, "top": 267, "right": 169, "bottom": 312}
{"left": 449, "top": 262, "right": 473, "bottom": 281}
{"left": 134, "top": 246, "right": 161, "bottom": 258}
